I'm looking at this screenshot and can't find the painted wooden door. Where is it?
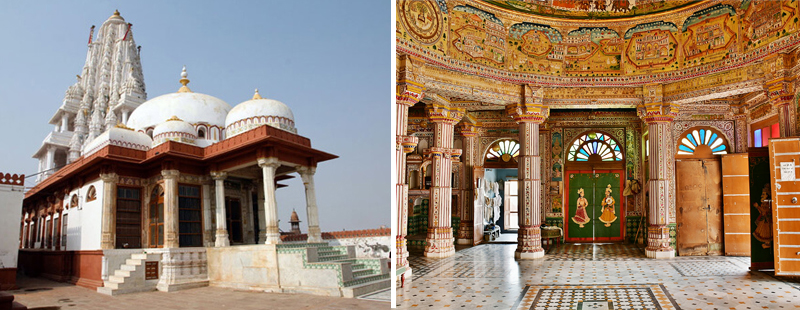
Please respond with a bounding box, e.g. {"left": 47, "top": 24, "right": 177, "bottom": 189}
{"left": 565, "top": 170, "right": 623, "bottom": 242}
{"left": 721, "top": 154, "right": 751, "bottom": 256}
{"left": 676, "top": 159, "right": 723, "bottom": 256}
{"left": 749, "top": 148, "right": 774, "bottom": 270}
{"left": 768, "top": 138, "right": 800, "bottom": 276}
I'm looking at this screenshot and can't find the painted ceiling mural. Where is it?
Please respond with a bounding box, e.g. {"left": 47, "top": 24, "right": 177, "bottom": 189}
{"left": 397, "top": 0, "right": 800, "bottom": 79}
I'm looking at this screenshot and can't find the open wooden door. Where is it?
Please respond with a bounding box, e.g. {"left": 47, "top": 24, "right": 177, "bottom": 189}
{"left": 503, "top": 180, "right": 519, "bottom": 231}
{"left": 473, "top": 167, "right": 485, "bottom": 245}
{"left": 721, "top": 154, "right": 751, "bottom": 256}
{"left": 676, "top": 159, "right": 723, "bottom": 256}
{"left": 768, "top": 138, "right": 800, "bottom": 275}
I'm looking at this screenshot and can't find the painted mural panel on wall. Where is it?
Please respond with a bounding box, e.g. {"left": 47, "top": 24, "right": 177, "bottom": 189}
{"left": 681, "top": 4, "right": 738, "bottom": 68}
{"left": 623, "top": 21, "right": 679, "bottom": 73}
{"left": 508, "top": 22, "right": 563, "bottom": 74}
{"left": 741, "top": 0, "right": 798, "bottom": 53}
{"left": 479, "top": 0, "right": 697, "bottom": 20}
{"left": 398, "top": 0, "right": 449, "bottom": 55}
{"left": 450, "top": 5, "right": 506, "bottom": 66}
{"left": 564, "top": 27, "right": 622, "bottom": 76}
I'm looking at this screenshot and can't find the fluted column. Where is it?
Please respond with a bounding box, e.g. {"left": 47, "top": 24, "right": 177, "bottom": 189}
{"left": 396, "top": 55, "right": 425, "bottom": 268}
{"left": 100, "top": 172, "right": 118, "bottom": 249}
{"left": 424, "top": 104, "right": 464, "bottom": 258}
{"left": 641, "top": 83, "right": 676, "bottom": 259}
{"left": 507, "top": 84, "right": 547, "bottom": 259}
{"left": 297, "top": 167, "right": 322, "bottom": 243}
{"left": 457, "top": 124, "right": 479, "bottom": 245}
{"left": 258, "top": 158, "right": 281, "bottom": 244}
{"left": 211, "top": 172, "right": 229, "bottom": 247}
{"left": 201, "top": 178, "right": 214, "bottom": 247}
{"left": 162, "top": 170, "right": 180, "bottom": 248}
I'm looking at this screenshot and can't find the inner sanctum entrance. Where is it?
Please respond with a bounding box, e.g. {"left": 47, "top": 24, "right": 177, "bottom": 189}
{"left": 564, "top": 131, "right": 625, "bottom": 242}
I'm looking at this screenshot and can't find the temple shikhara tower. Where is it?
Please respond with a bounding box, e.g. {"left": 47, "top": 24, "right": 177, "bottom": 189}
{"left": 33, "top": 10, "right": 146, "bottom": 183}
{"left": 19, "top": 11, "right": 388, "bottom": 298}
{"left": 396, "top": 1, "right": 800, "bottom": 306}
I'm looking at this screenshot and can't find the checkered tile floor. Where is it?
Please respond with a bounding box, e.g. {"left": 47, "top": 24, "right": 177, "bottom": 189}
{"left": 396, "top": 243, "right": 800, "bottom": 309}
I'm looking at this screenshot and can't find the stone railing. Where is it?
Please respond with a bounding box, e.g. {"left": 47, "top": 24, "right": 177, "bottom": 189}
{"left": 147, "top": 247, "right": 209, "bottom": 292}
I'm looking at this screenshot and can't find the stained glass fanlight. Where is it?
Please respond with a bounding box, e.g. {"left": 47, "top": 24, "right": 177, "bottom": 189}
{"left": 567, "top": 132, "right": 623, "bottom": 162}
{"left": 486, "top": 140, "right": 520, "bottom": 162}
{"left": 677, "top": 128, "right": 727, "bottom": 155}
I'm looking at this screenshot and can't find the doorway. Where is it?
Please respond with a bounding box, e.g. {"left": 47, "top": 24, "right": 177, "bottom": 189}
{"left": 565, "top": 170, "right": 624, "bottom": 242}
{"left": 675, "top": 159, "right": 723, "bottom": 256}
{"left": 148, "top": 185, "right": 164, "bottom": 248}
{"left": 225, "top": 197, "right": 243, "bottom": 244}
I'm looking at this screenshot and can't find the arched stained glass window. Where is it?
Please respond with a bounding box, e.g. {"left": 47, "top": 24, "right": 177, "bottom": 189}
{"left": 486, "top": 140, "right": 520, "bottom": 162}
{"left": 567, "top": 132, "right": 623, "bottom": 162}
{"left": 677, "top": 128, "right": 727, "bottom": 155}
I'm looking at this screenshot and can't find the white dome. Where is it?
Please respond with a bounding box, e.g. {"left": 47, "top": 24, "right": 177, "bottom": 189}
{"left": 83, "top": 125, "right": 152, "bottom": 157}
{"left": 225, "top": 90, "right": 296, "bottom": 137}
{"left": 127, "top": 92, "right": 231, "bottom": 131}
{"left": 152, "top": 116, "right": 198, "bottom": 146}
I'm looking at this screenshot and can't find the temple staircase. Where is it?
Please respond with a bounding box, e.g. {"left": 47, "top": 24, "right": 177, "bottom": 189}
{"left": 97, "top": 252, "right": 160, "bottom": 296}
{"left": 276, "top": 243, "right": 390, "bottom": 298}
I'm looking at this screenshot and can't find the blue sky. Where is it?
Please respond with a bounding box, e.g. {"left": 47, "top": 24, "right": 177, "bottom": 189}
{"left": 0, "top": 1, "right": 389, "bottom": 232}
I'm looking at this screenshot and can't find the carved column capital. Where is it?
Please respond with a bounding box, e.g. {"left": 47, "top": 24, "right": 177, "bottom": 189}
{"left": 257, "top": 157, "right": 280, "bottom": 169}
{"left": 100, "top": 172, "right": 118, "bottom": 183}
{"left": 396, "top": 55, "right": 426, "bottom": 107}
{"left": 210, "top": 171, "right": 227, "bottom": 181}
{"left": 426, "top": 103, "right": 464, "bottom": 125}
{"left": 161, "top": 170, "right": 179, "bottom": 180}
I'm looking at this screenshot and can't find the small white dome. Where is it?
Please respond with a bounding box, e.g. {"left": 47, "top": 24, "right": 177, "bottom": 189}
{"left": 83, "top": 125, "right": 152, "bottom": 157}
{"left": 225, "top": 89, "right": 296, "bottom": 137}
{"left": 152, "top": 116, "right": 198, "bottom": 146}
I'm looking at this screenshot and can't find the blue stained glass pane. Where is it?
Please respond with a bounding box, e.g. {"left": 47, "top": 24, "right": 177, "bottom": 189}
{"left": 754, "top": 129, "right": 762, "bottom": 147}
{"left": 688, "top": 134, "right": 697, "bottom": 146}
{"left": 710, "top": 133, "right": 718, "bottom": 144}
{"left": 597, "top": 133, "right": 604, "bottom": 140}
{"left": 614, "top": 145, "right": 620, "bottom": 152}
{"left": 592, "top": 142, "right": 598, "bottom": 153}
{"left": 579, "top": 149, "right": 590, "bottom": 156}
{"left": 711, "top": 145, "right": 726, "bottom": 152}
{"left": 699, "top": 129, "right": 706, "bottom": 144}
{"left": 577, "top": 158, "right": 587, "bottom": 161}
{"left": 679, "top": 145, "right": 694, "bottom": 153}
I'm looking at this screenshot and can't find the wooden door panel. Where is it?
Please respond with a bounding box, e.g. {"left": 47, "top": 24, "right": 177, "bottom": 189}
{"left": 769, "top": 137, "right": 800, "bottom": 275}
{"left": 594, "top": 171, "right": 622, "bottom": 241}
{"left": 566, "top": 172, "right": 595, "bottom": 242}
{"left": 722, "top": 180, "right": 750, "bottom": 196}
{"left": 704, "top": 160, "right": 723, "bottom": 255}
{"left": 676, "top": 160, "right": 709, "bottom": 255}
{"left": 473, "top": 168, "right": 485, "bottom": 245}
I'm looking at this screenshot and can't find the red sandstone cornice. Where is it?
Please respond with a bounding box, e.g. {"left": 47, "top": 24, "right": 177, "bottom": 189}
{"left": 24, "top": 124, "right": 338, "bottom": 202}
{"left": 280, "top": 228, "right": 390, "bottom": 242}
{"left": 0, "top": 173, "right": 24, "bottom": 186}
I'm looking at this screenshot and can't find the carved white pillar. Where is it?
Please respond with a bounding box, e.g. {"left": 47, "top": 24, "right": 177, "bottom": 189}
{"left": 507, "top": 84, "right": 547, "bottom": 259}
{"left": 645, "top": 120, "right": 676, "bottom": 259}
{"left": 46, "top": 146, "right": 56, "bottom": 171}
{"left": 211, "top": 172, "right": 229, "bottom": 247}
{"left": 121, "top": 109, "right": 130, "bottom": 125}
{"left": 201, "top": 179, "right": 213, "bottom": 247}
{"left": 61, "top": 114, "right": 69, "bottom": 133}
{"left": 258, "top": 158, "right": 281, "bottom": 244}
{"left": 100, "top": 172, "right": 118, "bottom": 249}
{"left": 255, "top": 178, "right": 267, "bottom": 243}
{"left": 424, "top": 104, "right": 464, "bottom": 258}
{"left": 298, "top": 167, "right": 321, "bottom": 243}
{"left": 162, "top": 170, "right": 180, "bottom": 248}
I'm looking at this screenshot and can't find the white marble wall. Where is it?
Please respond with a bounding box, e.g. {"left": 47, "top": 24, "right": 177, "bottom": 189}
{"left": 0, "top": 183, "right": 24, "bottom": 268}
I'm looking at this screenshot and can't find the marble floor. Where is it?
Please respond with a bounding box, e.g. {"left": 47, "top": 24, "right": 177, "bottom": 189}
{"left": 395, "top": 243, "right": 800, "bottom": 309}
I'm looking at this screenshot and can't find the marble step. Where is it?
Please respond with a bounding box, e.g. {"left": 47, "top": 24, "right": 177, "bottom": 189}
{"left": 352, "top": 268, "right": 377, "bottom": 278}
{"left": 319, "top": 254, "right": 349, "bottom": 262}
{"left": 341, "top": 277, "right": 391, "bottom": 298}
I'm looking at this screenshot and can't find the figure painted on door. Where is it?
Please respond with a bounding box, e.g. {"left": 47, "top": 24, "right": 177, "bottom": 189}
{"left": 599, "top": 184, "right": 617, "bottom": 227}
{"left": 752, "top": 184, "right": 772, "bottom": 248}
{"left": 572, "top": 188, "right": 590, "bottom": 227}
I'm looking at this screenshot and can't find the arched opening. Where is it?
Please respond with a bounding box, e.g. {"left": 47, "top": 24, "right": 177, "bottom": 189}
{"left": 86, "top": 186, "right": 97, "bottom": 202}
{"left": 481, "top": 139, "right": 520, "bottom": 235}
{"left": 675, "top": 126, "right": 730, "bottom": 159}
{"left": 564, "top": 131, "right": 625, "bottom": 243}
{"left": 148, "top": 184, "right": 164, "bottom": 248}
{"left": 198, "top": 127, "right": 206, "bottom": 139}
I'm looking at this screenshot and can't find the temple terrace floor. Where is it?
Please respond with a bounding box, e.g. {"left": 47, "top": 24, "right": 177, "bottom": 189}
{"left": 9, "top": 276, "right": 389, "bottom": 310}
{"left": 396, "top": 243, "right": 800, "bottom": 309}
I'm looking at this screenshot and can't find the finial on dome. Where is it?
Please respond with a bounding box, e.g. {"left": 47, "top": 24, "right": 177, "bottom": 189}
{"left": 178, "top": 66, "right": 192, "bottom": 93}
{"left": 109, "top": 10, "right": 123, "bottom": 20}
{"left": 166, "top": 115, "right": 183, "bottom": 122}
{"left": 113, "top": 10, "right": 120, "bottom": 16}
{"left": 252, "top": 88, "right": 263, "bottom": 100}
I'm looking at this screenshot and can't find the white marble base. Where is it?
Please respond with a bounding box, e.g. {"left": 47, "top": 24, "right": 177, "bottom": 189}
{"left": 515, "top": 250, "right": 544, "bottom": 260}
{"left": 646, "top": 249, "right": 675, "bottom": 259}
{"left": 423, "top": 249, "right": 455, "bottom": 258}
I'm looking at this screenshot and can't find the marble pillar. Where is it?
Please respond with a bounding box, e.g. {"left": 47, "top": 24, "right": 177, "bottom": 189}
{"left": 258, "top": 158, "right": 281, "bottom": 244}
{"left": 645, "top": 121, "right": 676, "bottom": 259}
{"left": 211, "top": 172, "right": 229, "bottom": 247}
{"left": 297, "top": 166, "right": 322, "bottom": 243}
{"left": 162, "top": 170, "right": 180, "bottom": 248}
{"left": 100, "top": 172, "right": 118, "bottom": 249}
{"left": 456, "top": 124, "right": 478, "bottom": 245}
{"left": 424, "top": 104, "right": 464, "bottom": 258}
{"left": 201, "top": 179, "right": 214, "bottom": 247}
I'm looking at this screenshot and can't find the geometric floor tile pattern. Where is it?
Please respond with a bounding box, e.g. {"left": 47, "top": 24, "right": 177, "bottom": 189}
{"left": 396, "top": 243, "right": 800, "bottom": 309}
{"left": 514, "top": 284, "right": 678, "bottom": 310}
